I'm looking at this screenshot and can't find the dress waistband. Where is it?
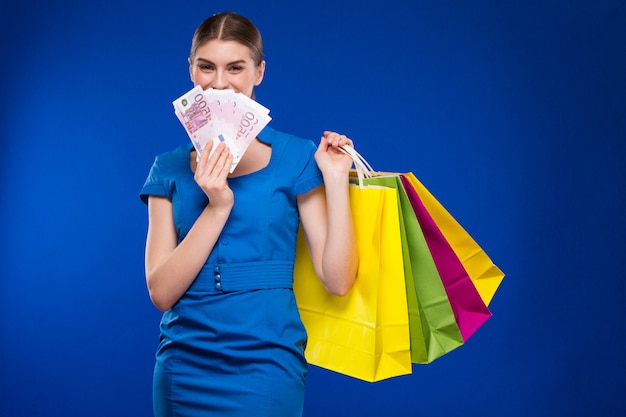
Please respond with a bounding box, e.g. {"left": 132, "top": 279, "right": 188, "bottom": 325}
{"left": 189, "top": 261, "right": 295, "bottom": 293}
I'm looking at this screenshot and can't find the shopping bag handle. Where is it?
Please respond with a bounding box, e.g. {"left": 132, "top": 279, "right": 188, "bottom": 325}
{"left": 339, "top": 145, "right": 374, "bottom": 187}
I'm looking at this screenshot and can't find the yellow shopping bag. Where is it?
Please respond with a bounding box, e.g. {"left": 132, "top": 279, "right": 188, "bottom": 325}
{"left": 403, "top": 173, "right": 504, "bottom": 305}
{"left": 293, "top": 183, "right": 412, "bottom": 382}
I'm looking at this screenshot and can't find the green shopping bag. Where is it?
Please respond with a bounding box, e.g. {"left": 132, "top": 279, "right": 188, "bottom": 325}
{"left": 357, "top": 174, "right": 464, "bottom": 364}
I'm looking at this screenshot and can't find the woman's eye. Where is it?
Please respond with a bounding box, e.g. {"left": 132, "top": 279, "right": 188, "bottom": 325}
{"left": 229, "top": 66, "right": 243, "bottom": 72}
{"left": 199, "top": 64, "right": 214, "bottom": 71}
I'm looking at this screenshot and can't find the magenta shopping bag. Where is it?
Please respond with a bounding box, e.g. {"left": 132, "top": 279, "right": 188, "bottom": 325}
{"left": 400, "top": 175, "right": 492, "bottom": 341}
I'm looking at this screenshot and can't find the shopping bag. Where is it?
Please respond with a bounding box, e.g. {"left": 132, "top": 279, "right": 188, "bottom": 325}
{"left": 293, "top": 182, "right": 412, "bottom": 382}
{"left": 347, "top": 146, "right": 502, "bottom": 348}
{"left": 402, "top": 173, "right": 504, "bottom": 306}
{"left": 400, "top": 175, "right": 492, "bottom": 341}
{"left": 360, "top": 174, "right": 464, "bottom": 364}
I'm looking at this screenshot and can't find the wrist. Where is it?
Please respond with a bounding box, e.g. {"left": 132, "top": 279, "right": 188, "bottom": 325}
{"left": 203, "top": 201, "right": 233, "bottom": 219}
{"left": 322, "top": 169, "right": 350, "bottom": 185}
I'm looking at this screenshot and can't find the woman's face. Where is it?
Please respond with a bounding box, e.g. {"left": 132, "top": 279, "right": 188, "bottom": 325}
{"left": 189, "top": 39, "right": 265, "bottom": 98}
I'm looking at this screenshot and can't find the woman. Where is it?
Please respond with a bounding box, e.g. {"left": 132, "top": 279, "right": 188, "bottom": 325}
{"left": 140, "top": 11, "right": 358, "bottom": 417}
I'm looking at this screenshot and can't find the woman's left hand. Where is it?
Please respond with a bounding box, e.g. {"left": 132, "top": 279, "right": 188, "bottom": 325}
{"left": 315, "top": 131, "right": 355, "bottom": 175}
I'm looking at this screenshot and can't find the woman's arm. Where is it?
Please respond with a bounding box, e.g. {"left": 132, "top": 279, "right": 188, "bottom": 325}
{"left": 144, "top": 141, "right": 234, "bottom": 311}
{"left": 297, "top": 132, "right": 358, "bottom": 296}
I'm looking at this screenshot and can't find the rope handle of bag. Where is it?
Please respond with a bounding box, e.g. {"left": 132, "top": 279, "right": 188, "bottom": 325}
{"left": 339, "top": 144, "right": 374, "bottom": 187}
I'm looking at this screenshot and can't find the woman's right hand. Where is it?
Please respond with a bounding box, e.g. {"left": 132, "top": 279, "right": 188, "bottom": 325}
{"left": 146, "top": 139, "right": 235, "bottom": 311}
{"left": 194, "top": 139, "right": 235, "bottom": 209}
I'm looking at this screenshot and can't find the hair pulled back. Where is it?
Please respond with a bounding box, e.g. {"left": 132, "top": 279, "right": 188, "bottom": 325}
{"left": 190, "top": 12, "right": 263, "bottom": 66}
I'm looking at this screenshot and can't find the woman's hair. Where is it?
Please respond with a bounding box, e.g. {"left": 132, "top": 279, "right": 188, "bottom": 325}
{"left": 190, "top": 12, "right": 263, "bottom": 65}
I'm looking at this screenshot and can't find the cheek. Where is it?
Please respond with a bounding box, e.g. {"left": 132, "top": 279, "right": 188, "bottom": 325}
{"left": 190, "top": 71, "right": 210, "bottom": 88}
{"left": 230, "top": 78, "right": 254, "bottom": 96}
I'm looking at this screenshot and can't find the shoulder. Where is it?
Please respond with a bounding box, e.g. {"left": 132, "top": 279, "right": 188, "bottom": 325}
{"left": 153, "top": 143, "right": 191, "bottom": 167}
{"left": 147, "top": 143, "right": 191, "bottom": 177}
{"left": 260, "top": 126, "right": 323, "bottom": 193}
{"left": 259, "top": 126, "right": 317, "bottom": 152}
{"left": 259, "top": 126, "right": 318, "bottom": 168}
{"left": 139, "top": 143, "right": 191, "bottom": 204}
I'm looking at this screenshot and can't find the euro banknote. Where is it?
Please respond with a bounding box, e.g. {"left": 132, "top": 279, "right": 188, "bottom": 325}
{"left": 173, "top": 86, "right": 271, "bottom": 172}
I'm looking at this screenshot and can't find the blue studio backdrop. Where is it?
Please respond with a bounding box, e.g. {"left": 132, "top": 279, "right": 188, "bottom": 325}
{"left": 1, "top": 1, "right": 625, "bottom": 416}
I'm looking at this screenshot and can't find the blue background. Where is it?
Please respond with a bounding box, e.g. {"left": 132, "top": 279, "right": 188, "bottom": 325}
{"left": 1, "top": 0, "right": 625, "bottom": 416}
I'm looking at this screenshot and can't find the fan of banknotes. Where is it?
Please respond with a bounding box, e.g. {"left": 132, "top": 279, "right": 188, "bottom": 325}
{"left": 173, "top": 86, "right": 272, "bottom": 172}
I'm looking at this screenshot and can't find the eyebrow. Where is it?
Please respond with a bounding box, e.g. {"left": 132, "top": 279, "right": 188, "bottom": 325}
{"left": 195, "top": 58, "right": 248, "bottom": 66}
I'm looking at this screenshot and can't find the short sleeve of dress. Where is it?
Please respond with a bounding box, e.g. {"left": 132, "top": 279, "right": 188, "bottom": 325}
{"left": 293, "top": 139, "right": 323, "bottom": 196}
{"left": 139, "top": 153, "right": 173, "bottom": 205}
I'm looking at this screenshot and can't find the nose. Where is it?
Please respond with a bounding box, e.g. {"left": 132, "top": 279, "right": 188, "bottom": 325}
{"left": 211, "top": 70, "right": 229, "bottom": 90}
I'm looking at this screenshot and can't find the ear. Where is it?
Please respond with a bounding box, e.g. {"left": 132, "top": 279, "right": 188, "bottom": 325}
{"left": 254, "top": 60, "right": 266, "bottom": 86}
{"left": 188, "top": 57, "right": 194, "bottom": 83}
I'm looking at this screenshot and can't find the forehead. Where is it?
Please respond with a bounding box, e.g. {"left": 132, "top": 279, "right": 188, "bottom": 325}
{"left": 195, "top": 39, "right": 254, "bottom": 61}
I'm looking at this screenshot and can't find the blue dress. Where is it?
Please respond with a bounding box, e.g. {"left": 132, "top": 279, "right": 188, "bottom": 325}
{"left": 140, "top": 127, "right": 324, "bottom": 417}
